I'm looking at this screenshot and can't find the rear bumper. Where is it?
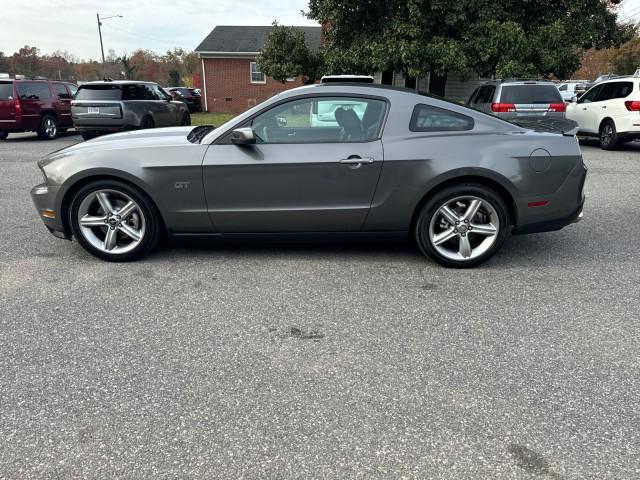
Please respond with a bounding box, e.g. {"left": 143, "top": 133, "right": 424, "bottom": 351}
{"left": 512, "top": 198, "right": 584, "bottom": 234}
{"left": 512, "top": 160, "right": 587, "bottom": 235}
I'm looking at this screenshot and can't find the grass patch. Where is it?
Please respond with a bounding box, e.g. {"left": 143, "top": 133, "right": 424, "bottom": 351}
{"left": 191, "top": 112, "right": 237, "bottom": 126}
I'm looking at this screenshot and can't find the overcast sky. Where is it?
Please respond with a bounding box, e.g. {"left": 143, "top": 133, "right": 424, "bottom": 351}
{"left": 1, "top": 0, "right": 639, "bottom": 60}
{"left": 0, "top": 0, "right": 317, "bottom": 60}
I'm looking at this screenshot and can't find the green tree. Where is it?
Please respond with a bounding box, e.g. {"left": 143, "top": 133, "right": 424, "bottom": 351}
{"left": 0, "top": 52, "right": 11, "bottom": 73}
{"left": 118, "top": 54, "right": 137, "bottom": 80}
{"left": 306, "top": 0, "right": 629, "bottom": 95}
{"left": 256, "top": 22, "right": 323, "bottom": 84}
{"left": 11, "top": 45, "right": 41, "bottom": 77}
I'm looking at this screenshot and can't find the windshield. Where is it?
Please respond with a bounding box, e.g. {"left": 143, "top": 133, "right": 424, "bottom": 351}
{"left": 75, "top": 85, "right": 122, "bottom": 101}
{"left": 500, "top": 85, "right": 562, "bottom": 104}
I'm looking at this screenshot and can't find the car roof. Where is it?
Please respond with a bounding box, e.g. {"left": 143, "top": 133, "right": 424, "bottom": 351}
{"left": 80, "top": 80, "right": 157, "bottom": 86}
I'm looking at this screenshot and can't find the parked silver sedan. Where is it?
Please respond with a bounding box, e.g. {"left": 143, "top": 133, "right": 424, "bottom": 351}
{"left": 31, "top": 83, "right": 586, "bottom": 267}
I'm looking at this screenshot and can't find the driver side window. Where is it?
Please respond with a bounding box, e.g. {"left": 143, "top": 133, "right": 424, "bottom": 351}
{"left": 251, "top": 97, "right": 386, "bottom": 144}
{"left": 578, "top": 85, "right": 602, "bottom": 104}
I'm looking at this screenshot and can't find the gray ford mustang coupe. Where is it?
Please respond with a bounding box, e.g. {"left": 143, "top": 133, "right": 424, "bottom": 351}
{"left": 31, "top": 83, "right": 586, "bottom": 267}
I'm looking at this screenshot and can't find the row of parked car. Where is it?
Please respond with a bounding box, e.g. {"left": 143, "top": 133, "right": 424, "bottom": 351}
{"left": 466, "top": 72, "right": 640, "bottom": 149}
{"left": 0, "top": 77, "right": 200, "bottom": 141}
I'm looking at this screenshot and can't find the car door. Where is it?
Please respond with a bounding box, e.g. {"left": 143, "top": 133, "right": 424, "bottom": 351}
{"left": 201, "top": 95, "right": 387, "bottom": 232}
{"left": 153, "top": 85, "right": 180, "bottom": 125}
{"left": 134, "top": 84, "right": 169, "bottom": 127}
{"left": 606, "top": 81, "right": 633, "bottom": 126}
{"left": 52, "top": 82, "right": 72, "bottom": 127}
{"left": 567, "top": 84, "right": 603, "bottom": 133}
{"left": 16, "top": 81, "right": 52, "bottom": 130}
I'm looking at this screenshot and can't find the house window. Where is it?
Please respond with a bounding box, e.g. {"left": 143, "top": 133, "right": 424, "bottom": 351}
{"left": 250, "top": 62, "right": 266, "bottom": 84}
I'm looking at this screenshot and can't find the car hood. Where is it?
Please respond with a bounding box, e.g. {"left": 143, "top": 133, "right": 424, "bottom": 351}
{"left": 40, "top": 127, "right": 197, "bottom": 167}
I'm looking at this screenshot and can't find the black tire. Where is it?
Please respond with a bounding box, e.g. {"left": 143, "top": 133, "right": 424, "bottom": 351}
{"left": 69, "top": 180, "right": 162, "bottom": 262}
{"left": 81, "top": 132, "right": 98, "bottom": 141}
{"left": 599, "top": 119, "right": 618, "bottom": 150}
{"left": 415, "top": 183, "right": 509, "bottom": 268}
{"left": 37, "top": 114, "right": 58, "bottom": 140}
{"left": 140, "top": 116, "right": 155, "bottom": 129}
{"left": 0, "top": 131, "right": 8, "bottom": 140}
{"left": 181, "top": 112, "right": 191, "bottom": 126}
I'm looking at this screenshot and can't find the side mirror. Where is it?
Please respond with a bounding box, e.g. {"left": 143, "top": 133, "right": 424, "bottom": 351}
{"left": 569, "top": 95, "right": 577, "bottom": 103}
{"left": 230, "top": 127, "right": 256, "bottom": 145}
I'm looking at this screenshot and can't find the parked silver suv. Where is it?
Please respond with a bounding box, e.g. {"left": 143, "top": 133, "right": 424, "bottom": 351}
{"left": 72, "top": 80, "right": 191, "bottom": 140}
{"left": 468, "top": 80, "right": 566, "bottom": 119}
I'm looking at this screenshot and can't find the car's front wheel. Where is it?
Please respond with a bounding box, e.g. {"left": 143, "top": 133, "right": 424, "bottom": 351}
{"left": 415, "top": 184, "right": 509, "bottom": 268}
{"left": 69, "top": 180, "right": 161, "bottom": 262}
{"left": 181, "top": 112, "right": 191, "bottom": 126}
{"left": 0, "top": 131, "right": 8, "bottom": 140}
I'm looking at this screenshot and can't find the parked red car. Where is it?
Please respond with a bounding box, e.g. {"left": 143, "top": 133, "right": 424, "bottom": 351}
{"left": 0, "top": 78, "right": 78, "bottom": 140}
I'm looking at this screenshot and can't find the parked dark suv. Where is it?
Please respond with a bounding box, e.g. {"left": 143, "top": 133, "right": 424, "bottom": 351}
{"left": 166, "top": 87, "right": 202, "bottom": 112}
{"left": 0, "top": 78, "right": 77, "bottom": 140}
{"left": 72, "top": 81, "right": 191, "bottom": 140}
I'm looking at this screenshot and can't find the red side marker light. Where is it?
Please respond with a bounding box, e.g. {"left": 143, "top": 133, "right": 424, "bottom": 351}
{"left": 528, "top": 200, "right": 549, "bottom": 208}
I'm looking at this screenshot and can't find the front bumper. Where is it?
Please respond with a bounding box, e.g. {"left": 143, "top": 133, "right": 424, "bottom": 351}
{"left": 30, "top": 183, "right": 69, "bottom": 239}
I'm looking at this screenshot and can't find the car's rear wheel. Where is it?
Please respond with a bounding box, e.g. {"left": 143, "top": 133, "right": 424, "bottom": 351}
{"left": 81, "top": 132, "right": 99, "bottom": 141}
{"left": 599, "top": 120, "right": 618, "bottom": 150}
{"left": 415, "top": 184, "right": 509, "bottom": 268}
{"left": 181, "top": 112, "right": 191, "bottom": 126}
{"left": 0, "top": 131, "right": 8, "bottom": 140}
{"left": 141, "top": 116, "right": 155, "bottom": 129}
{"left": 37, "top": 115, "right": 58, "bottom": 140}
{"left": 69, "top": 180, "right": 161, "bottom": 262}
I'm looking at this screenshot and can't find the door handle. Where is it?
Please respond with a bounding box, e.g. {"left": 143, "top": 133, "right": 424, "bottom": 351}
{"left": 602, "top": 106, "right": 607, "bottom": 109}
{"left": 339, "top": 157, "right": 374, "bottom": 165}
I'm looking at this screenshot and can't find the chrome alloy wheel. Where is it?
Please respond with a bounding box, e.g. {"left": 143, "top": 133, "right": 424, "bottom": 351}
{"left": 77, "top": 189, "right": 146, "bottom": 254}
{"left": 428, "top": 196, "right": 500, "bottom": 261}
{"left": 44, "top": 118, "right": 57, "bottom": 138}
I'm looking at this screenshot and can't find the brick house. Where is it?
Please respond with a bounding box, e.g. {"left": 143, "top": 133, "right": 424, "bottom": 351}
{"left": 195, "top": 25, "right": 487, "bottom": 113}
{"left": 195, "top": 25, "right": 322, "bottom": 113}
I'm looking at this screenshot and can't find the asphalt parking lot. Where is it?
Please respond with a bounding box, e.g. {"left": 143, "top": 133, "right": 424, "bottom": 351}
{"left": 1, "top": 131, "right": 639, "bottom": 479}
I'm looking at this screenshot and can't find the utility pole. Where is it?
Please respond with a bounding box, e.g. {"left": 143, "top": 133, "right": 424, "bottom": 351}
{"left": 96, "top": 13, "right": 122, "bottom": 64}
{"left": 97, "top": 13, "right": 105, "bottom": 63}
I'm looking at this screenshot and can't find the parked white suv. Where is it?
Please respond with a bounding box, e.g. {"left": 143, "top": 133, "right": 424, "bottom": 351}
{"left": 566, "top": 76, "right": 640, "bottom": 149}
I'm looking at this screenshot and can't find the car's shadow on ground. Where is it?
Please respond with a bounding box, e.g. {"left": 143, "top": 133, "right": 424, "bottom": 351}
{"left": 579, "top": 138, "right": 640, "bottom": 151}
{"left": 3, "top": 131, "right": 81, "bottom": 143}
{"left": 148, "top": 227, "right": 600, "bottom": 270}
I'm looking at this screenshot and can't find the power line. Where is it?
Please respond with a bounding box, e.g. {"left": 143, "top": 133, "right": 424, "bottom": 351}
{"left": 619, "top": 4, "right": 640, "bottom": 21}
{"left": 100, "top": 23, "right": 192, "bottom": 49}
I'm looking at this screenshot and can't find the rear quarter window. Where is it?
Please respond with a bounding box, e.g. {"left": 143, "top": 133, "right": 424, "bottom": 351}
{"left": 410, "top": 104, "right": 474, "bottom": 132}
{"left": 0, "top": 82, "right": 13, "bottom": 100}
{"left": 499, "top": 85, "right": 562, "bottom": 104}
{"left": 17, "top": 82, "right": 51, "bottom": 100}
{"left": 76, "top": 85, "right": 122, "bottom": 101}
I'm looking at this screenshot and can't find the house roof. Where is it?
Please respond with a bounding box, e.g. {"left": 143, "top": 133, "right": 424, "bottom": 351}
{"left": 195, "top": 25, "right": 322, "bottom": 54}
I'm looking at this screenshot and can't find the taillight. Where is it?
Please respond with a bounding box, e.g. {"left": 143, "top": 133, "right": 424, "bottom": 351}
{"left": 13, "top": 98, "right": 21, "bottom": 116}
{"left": 491, "top": 103, "right": 516, "bottom": 113}
{"left": 548, "top": 103, "right": 566, "bottom": 113}
{"left": 625, "top": 100, "right": 640, "bottom": 111}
